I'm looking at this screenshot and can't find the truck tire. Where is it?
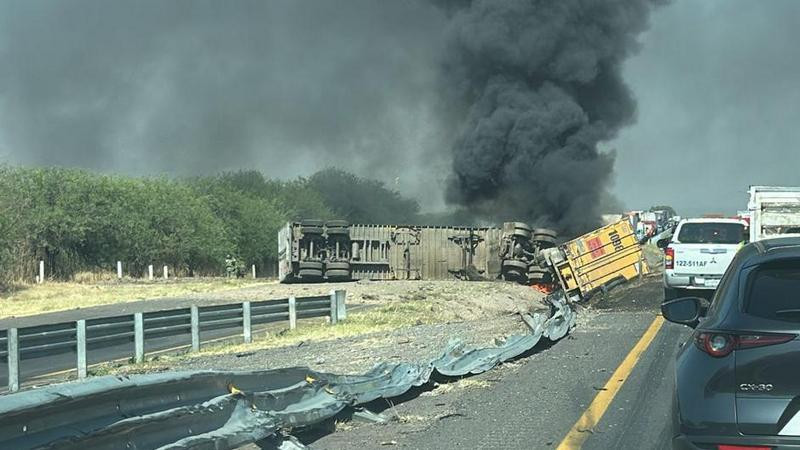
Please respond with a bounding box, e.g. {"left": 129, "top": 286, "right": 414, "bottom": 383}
{"left": 533, "top": 228, "right": 558, "bottom": 239}
{"left": 510, "top": 222, "right": 532, "bottom": 232}
{"left": 326, "top": 261, "right": 350, "bottom": 271}
{"left": 301, "top": 219, "right": 325, "bottom": 227}
{"left": 299, "top": 261, "right": 324, "bottom": 271}
{"left": 325, "top": 269, "right": 351, "bottom": 279}
{"left": 503, "top": 269, "right": 525, "bottom": 282}
{"left": 512, "top": 228, "right": 533, "bottom": 239}
{"left": 527, "top": 268, "right": 551, "bottom": 283}
{"left": 326, "top": 228, "right": 350, "bottom": 236}
{"left": 301, "top": 226, "right": 324, "bottom": 235}
{"left": 325, "top": 220, "right": 350, "bottom": 228}
{"left": 298, "top": 268, "right": 323, "bottom": 279}
{"left": 533, "top": 235, "right": 557, "bottom": 248}
{"left": 502, "top": 260, "right": 528, "bottom": 271}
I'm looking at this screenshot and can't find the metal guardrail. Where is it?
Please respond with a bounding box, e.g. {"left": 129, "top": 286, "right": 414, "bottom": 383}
{"left": 0, "top": 294, "right": 576, "bottom": 450}
{"left": 0, "top": 290, "right": 347, "bottom": 392}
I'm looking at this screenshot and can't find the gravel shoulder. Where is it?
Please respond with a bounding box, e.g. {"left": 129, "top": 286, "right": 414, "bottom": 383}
{"left": 97, "top": 280, "right": 548, "bottom": 377}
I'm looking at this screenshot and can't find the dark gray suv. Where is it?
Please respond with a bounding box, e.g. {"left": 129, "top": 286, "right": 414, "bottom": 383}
{"left": 663, "top": 237, "right": 800, "bottom": 449}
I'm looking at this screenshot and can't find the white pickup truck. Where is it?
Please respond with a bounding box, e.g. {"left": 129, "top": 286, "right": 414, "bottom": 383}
{"left": 658, "top": 218, "right": 748, "bottom": 301}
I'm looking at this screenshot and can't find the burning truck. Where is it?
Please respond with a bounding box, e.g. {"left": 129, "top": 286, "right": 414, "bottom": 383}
{"left": 278, "top": 218, "right": 649, "bottom": 303}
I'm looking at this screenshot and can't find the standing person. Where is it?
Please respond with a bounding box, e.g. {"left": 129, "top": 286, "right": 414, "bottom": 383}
{"left": 225, "top": 254, "right": 236, "bottom": 278}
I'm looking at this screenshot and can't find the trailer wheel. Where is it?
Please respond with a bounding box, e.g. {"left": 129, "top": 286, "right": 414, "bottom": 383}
{"left": 502, "top": 260, "right": 529, "bottom": 271}
{"left": 326, "top": 228, "right": 350, "bottom": 236}
{"left": 527, "top": 268, "right": 552, "bottom": 283}
{"left": 503, "top": 269, "right": 525, "bottom": 282}
{"left": 298, "top": 268, "right": 324, "bottom": 279}
{"left": 301, "top": 219, "right": 325, "bottom": 227}
{"left": 532, "top": 228, "right": 557, "bottom": 238}
{"left": 301, "top": 226, "right": 324, "bottom": 235}
{"left": 533, "top": 235, "right": 557, "bottom": 247}
{"left": 510, "top": 222, "right": 533, "bottom": 232}
{"left": 326, "top": 261, "right": 350, "bottom": 271}
{"left": 325, "top": 220, "right": 350, "bottom": 228}
{"left": 325, "top": 269, "right": 351, "bottom": 279}
{"left": 512, "top": 228, "right": 533, "bottom": 239}
{"left": 299, "top": 261, "right": 324, "bottom": 271}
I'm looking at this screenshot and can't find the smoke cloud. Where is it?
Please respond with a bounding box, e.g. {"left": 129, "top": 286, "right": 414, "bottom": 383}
{"left": 0, "top": 0, "right": 664, "bottom": 232}
{"left": 439, "top": 0, "right": 662, "bottom": 234}
{"left": 0, "top": 0, "right": 449, "bottom": 201}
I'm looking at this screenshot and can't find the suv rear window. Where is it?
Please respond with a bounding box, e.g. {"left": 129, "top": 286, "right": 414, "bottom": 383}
{"left": 745, "top": 260, "right": 800, "bottom": 321}
{"left": 677, "top": 222, "right": 744, "bottom": 244}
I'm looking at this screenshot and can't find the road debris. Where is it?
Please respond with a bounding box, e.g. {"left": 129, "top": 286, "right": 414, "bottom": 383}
{"left": 0, "top": 296, "right": 575, "bottom": 450}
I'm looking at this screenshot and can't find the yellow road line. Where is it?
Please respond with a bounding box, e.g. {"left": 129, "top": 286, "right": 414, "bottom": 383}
{"left": 557, "top": 315, "right": 665, "bottom": 450}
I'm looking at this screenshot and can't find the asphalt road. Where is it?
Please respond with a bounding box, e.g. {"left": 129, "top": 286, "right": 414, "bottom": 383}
{"left": 312, "top": 276, "right": 690, "bottom": 450}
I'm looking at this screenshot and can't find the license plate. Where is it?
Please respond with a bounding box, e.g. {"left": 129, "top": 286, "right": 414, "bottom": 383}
{"left": 696, "top": 277, "right": 720, "bottom": 288}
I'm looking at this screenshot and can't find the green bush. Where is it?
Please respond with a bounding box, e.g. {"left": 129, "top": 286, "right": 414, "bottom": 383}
{"left": 0, "top": 166, "right": 421, "bottom": 286}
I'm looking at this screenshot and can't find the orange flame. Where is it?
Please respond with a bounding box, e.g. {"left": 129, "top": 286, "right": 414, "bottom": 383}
{"left": 532, "top": 283, "right": 555, "bottom": 294}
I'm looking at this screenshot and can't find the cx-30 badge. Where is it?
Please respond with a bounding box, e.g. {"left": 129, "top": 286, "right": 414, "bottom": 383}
{"left": 739, "top": 383, "right": 774, "bottom": 392}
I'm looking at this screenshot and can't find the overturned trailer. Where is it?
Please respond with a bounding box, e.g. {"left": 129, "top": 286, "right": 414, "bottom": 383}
{"left": 278, "top": 218, "right": 649, "bottom": 301}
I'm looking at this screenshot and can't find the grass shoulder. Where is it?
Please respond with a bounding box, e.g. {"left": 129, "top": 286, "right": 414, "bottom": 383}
{"left": 93, "top": 300, "right": 451, "bottom": 376}
{"left": 0, "top": 278, "right": 273, "bottom": 319}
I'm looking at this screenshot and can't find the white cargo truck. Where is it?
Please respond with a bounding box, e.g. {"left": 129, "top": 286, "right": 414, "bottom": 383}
{"left": 748, "top": 186, "right": 800, "bottom": 242}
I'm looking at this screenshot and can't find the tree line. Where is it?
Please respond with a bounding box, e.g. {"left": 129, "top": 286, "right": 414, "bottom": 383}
{"left": 0, "top": 166, "right": 421, "bottom": 287}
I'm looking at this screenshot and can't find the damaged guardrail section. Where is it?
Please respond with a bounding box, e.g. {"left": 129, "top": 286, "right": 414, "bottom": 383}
{"left": 0, "top": 295, "right": 576, "bottom": 450}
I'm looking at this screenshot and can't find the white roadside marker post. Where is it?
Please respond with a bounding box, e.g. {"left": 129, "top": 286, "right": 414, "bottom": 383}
{"left": 76, "top": 320, "right": 87, "bottom": 379}
{"left": 288, "top": 296, "right": 297, "bottom": 330}
{"left": 117, "top": 261, "right": 122, "bottom": 279}
{"left": 148, "top": 265, "right": 154, "bottom": 280}
{"left": 243, "top": 302, "right": 252, "bottom": 344}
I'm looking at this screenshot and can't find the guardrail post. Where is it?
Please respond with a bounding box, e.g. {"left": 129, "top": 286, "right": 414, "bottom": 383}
{"left": 191, "top": 305, "right": 200, "bottom": 352}
{"left": 7, "top": 328, "right": 19, "bottom": 392}
{"left": 335, "top": 289, "right": 347, "bottom": 320}
{"left": 76, "top": 320, "right": 87, "bottom": 379}
{"left": 134, "top": 313, "right": 144, "bottom": 364}
{"left": 288, "top": 296, "right": 297, "bottom": 330}
{"left": 329, "top": 290, "right": 338, "bottom": 325}
{"left": 243, "top": 302, "right": 252, "bottom": 344}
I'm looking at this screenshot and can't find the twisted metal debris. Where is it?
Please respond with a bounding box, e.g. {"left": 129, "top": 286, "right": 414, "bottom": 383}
{"left": 0, "top": 295, "right": 575, "bottom": 450}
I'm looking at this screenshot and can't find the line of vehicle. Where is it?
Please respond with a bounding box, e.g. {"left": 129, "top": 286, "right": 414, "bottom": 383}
{"left": 556, "top": 314, "right": 665, "bottom": 449}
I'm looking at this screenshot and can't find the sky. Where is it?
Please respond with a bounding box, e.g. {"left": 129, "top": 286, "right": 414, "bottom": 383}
{"left": 608, "top": 0, "right": 800, "bottom": 217}
{"left": 1, "top": 0, "right": 799, "bottom": 218}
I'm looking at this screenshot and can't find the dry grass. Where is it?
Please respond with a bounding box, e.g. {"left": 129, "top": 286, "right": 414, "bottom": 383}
{"left": 97, "top": 301, "right": 450, "bottom": 375}
{"left": 421, "top": 378, "right": 493, "bottom": 396}
{"left": 185, "top": 301, "right": 445, "bottom": 358}
{"left": 0, "top": 278, "right": 274, "bottom": 319}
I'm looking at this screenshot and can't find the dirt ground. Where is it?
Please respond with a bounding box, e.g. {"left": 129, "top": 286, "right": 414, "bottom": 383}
{"left": 100, "top": 280, "right": 549, "bottom": 377}
{"left": 200, "top": 279, "right": 550, "bottom": 320}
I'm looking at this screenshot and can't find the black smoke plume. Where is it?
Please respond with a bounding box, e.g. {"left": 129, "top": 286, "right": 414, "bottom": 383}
{"left": 439, "top": 0, "right": 663, "bottom": 235}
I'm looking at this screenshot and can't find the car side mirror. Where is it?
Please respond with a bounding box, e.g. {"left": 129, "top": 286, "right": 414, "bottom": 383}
{"left": 656, "top": 238, "right": 670, "bottom": 249}
{"left": 661, "top": 297, "right": 706, "bottom": 328}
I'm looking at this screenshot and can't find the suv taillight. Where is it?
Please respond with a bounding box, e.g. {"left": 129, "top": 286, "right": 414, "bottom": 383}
{"left": 665, "top": 246, "right": 674, "bottom": 269}
{"left": 695, "top": 332, "right": 796, "bottom": 357}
